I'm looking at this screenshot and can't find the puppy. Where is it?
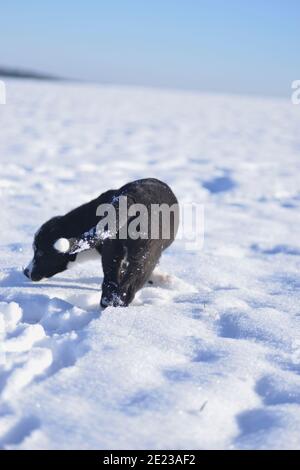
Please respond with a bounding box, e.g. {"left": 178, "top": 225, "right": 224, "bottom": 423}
{"left": 24, "top": 178, "right": 179, "bottom": 307}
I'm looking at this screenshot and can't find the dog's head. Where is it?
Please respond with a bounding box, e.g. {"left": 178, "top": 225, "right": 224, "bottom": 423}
{"left": 23, "top": 216, "right": 77, "bottom": 281}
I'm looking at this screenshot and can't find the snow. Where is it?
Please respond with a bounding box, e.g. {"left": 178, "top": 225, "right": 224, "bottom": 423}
{"left": 54, "top": 238, "right": 70, "bottom": 253}
{"left": 0, "top": 78, "right": 300, "bottom": 449}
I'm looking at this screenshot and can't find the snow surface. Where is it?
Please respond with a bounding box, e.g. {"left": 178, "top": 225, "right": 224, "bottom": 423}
{"left": 0, "top": 79, "right": 300, "bottom": 450}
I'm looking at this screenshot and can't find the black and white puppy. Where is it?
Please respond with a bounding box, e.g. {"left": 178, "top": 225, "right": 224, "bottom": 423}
{"left": 24, "top": 178, "right": 179, "bottom": 307}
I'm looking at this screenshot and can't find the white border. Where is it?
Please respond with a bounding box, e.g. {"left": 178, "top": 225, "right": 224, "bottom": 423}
{"left": 0, "top": 80, "right": 6, "bottom": 104}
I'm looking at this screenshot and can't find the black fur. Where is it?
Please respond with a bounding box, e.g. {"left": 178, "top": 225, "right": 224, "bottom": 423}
{"left": 24, "top": 178, "right": 179, "bottom": 307}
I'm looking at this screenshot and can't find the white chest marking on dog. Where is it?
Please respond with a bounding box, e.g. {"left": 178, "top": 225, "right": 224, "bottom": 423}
{"left": 67, "top": 248, "right": 101, "bottom": 269}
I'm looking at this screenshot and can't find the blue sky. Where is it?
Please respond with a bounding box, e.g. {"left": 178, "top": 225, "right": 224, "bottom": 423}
{"left": 1, "top": 0, "right": 299, "bottom": 97}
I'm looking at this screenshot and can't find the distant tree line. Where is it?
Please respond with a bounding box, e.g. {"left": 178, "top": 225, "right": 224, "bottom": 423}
{"left": 0, "top": 66, "right": 62, "bottom": 81}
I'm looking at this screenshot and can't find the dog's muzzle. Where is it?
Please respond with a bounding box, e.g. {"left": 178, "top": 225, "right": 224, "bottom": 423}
{"left": 23, "top": 266, "right": 31, "bottom": 278}
{"left": 23, "top": 260, "right": 43, "bottom": 282}
{"left": 23, "top": 259, "right": 34, "bottom": 280}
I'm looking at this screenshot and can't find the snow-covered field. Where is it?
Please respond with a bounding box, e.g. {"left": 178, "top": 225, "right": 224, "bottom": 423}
{"left": 0, "top": 79, "right": 300, "bottom": 449}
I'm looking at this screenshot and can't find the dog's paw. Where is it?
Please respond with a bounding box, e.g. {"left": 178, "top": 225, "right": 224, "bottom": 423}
{"left": 101, "top": 293, "right": 126, "bottom": 308}
{"left": 101, "top": 280, "right": 135, "bottom": 308}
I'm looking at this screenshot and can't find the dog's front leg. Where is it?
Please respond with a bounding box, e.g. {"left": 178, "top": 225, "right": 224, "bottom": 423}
{"left": 101, "top": 241, "right": 160, "bottom": 308}
{"left": 101, "top": 262, "right": 140, "bottom": 308}
{"left": 100, "top": 239, "right": 128, "bottom": 308}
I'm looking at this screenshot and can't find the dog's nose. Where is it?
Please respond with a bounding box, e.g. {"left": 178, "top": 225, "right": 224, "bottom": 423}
{"left": 23, "top": 267, "right": 31, "bottom": 279}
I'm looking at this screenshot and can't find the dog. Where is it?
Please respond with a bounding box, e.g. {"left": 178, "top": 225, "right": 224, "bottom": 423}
{"left": 24, "top": 178, "right": 179, "bottom": 307}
